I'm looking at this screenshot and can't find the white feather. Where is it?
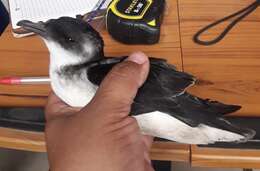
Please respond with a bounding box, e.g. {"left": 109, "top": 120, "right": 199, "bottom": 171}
{"left": 45, "top": 41, "right": 84, "bottom": 68}
{"left": 45, "top": 40, "right": 97, "bottom": 107}
{"left": 50, "top": 69, "right": 97, "bottom": 107}
{"left": 134, "top": 111, "right": 246, "bottom": 144}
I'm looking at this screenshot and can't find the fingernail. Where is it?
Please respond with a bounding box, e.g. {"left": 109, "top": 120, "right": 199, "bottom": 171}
{"left": 127, "top": 52, "right": 148, "bottom": 64}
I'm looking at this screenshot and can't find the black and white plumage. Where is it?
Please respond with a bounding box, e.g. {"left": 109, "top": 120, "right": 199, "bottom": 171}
{"left": 18, "top": 17, "right": 255, "bottom": 144}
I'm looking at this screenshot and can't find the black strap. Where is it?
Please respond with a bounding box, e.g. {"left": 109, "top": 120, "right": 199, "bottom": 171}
{"left": 193, "top": 0, "right": 260, "bottom": 46}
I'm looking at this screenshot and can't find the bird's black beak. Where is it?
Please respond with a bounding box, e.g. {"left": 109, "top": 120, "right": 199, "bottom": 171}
{"left": 17, "top": 20, "right": 47, "bottom": 37}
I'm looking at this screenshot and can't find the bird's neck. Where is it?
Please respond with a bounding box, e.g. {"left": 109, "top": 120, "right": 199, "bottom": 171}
{"left": 45, "top": 41, "right": 102, "bottom": 74}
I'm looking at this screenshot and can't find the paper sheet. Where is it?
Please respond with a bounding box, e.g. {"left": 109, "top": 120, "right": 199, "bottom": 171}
{"left": 9, "top": 0, "right": 111, "bottom": 29}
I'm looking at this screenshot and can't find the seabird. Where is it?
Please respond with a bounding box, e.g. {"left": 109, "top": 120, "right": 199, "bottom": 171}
{"left": 18, "top": 17, "right": 255, "bottom": 144}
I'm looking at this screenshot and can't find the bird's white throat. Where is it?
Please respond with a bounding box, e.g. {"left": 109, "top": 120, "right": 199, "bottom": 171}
{"left": 44, "top": 40, "right": 98, "bottom": 107}
{"left": 44, "top": 40, "right": 85, "bottom": 69}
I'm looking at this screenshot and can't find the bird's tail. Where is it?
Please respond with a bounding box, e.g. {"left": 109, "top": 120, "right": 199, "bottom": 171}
{"left": 209, "top": 117, "right": 256, "bottom": 143}
{"left": 178, "top": 93, "right": 242, "bottom": 117}
{"left": 197, "top": 98, "right": 242, "bottom": 116}
{"left": 176, "top": 93, "right": 256, "bottom": 143}
{"left": 200, "top": 98, "right": 256, "bottom": 141}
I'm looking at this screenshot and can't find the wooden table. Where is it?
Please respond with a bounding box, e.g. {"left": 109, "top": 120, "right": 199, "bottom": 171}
{"left": 179, "top": 0, "right": 260, "bottom": 168}
{"left": 0, "top": 0, "right": 260, "bottom": 168}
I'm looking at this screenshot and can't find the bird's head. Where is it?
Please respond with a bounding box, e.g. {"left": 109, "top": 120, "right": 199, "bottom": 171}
{"left": 18, "top": 17, "right": 104, "bottom": 67}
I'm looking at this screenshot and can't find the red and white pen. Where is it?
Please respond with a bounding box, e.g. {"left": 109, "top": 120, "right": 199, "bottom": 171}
{"left": 0, "top": 77, "right": 50, "bottom": 85}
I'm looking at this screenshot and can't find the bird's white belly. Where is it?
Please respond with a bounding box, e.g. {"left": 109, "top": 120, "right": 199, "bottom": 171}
{"left": 134, "top": 111, "right": 245, "bottom": 144}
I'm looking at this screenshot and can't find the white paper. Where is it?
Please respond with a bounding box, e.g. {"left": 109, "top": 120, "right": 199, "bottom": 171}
{"left": 9, "top": 0, "right": 111, "bottom": 29}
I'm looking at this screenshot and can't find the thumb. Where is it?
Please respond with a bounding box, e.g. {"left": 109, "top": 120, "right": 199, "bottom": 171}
{"left": 91, "top": 52, "right": 149, "bottom": 115}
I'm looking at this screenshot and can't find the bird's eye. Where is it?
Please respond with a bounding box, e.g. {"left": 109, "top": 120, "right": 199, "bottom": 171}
{"left": 67, "top": 37, "right": 75, "bottom": 42}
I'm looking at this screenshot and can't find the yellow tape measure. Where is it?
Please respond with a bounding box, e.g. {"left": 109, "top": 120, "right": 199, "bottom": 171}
{"left": 106, "top": 0, "right": 165, "bottom": 44}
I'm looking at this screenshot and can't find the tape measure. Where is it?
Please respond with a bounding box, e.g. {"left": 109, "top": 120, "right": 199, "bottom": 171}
{"left": 106, "top": 0, "right": 165, "bottom": 44}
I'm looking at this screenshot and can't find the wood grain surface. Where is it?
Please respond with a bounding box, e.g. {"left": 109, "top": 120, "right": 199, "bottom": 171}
{"left": 179, "top": 0, "right": 260, "bottom": 168}
{"left": 0, "top": 127, "right": 45, "bottom": 152}
{"left": 151, "top": 142, "right": 190, "bottom": 162}
{"left": 179, "top": 0, "right": 260, "bottom": 116}
{"left": 191, "top": 145, "right": 260, "bottom": 168}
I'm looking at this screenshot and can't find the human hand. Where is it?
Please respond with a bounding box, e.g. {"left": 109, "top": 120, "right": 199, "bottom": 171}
{"left": 45, "top": 52, "right": 154, "bottom": 171}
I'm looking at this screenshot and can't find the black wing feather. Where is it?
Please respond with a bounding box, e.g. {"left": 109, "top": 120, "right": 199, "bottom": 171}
{"left": 88, "top": 57, "right": 196, "bottom": 96}
{"left": 87, "top": 57, "right": 241, "bottom": 128}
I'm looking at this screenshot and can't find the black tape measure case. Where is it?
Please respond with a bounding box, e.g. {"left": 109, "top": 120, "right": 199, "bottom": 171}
{"left": 106, "top": 0, "right": 165, "bottom": 44}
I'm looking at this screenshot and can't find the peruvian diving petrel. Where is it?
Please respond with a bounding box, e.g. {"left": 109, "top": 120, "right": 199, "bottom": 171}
{"left": 18, "top": 17, "right": 255, "bottom": 144}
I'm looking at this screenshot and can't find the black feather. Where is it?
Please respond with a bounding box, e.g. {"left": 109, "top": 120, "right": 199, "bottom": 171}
{"left": 86, "top": 57, "right": 243, "bottom": 129}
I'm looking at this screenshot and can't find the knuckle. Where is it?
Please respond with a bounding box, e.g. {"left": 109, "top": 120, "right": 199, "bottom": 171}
{"left": 125, "top": 132, "right": 137, "bottom": 143}
{"left": 108, "top": 105, "right": 131, "bottom": 119}
{"left": 119, "top": 117, "right": 138, "bottom": 128}
{"left": 96, "top": 88, "right": 114, "bottom": 101}
{"left": 128, "top": 119, "right": 140, "bottom": 132}
{"left": 121, "top": 118, "right": 140, "bottom": 134}
{"left": 128, "top": 116, "right": 138, "bottom": 126}
{"left": 126, "top": 117, "right": 137, "bottom": 125}
{"left": 110, "top": 61, "right": 139, "bottom": 79}
{"left": 127, "top": 130, "right": 141, "bottom": 144}
{"left": 97, "top": 83, "right": 129, "bottom": 101}
{"left": 113, "top": 107, "right": 128, "bottom": 117}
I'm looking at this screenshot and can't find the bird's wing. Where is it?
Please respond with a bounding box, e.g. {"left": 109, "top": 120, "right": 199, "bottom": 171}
{"left": 159, "top": 92, "right": 242, "bottom": 127}
{"left": 87, "top": 57, "right": 196, "bottom": 115}
{"left": 139, "top": 58, "right": 196, "bottom": 98}
{"left": 87, "top": 57, "right": 252, "bottom": 140}
{"left": 87, "top": 57, "right": 196, "bottom": 95}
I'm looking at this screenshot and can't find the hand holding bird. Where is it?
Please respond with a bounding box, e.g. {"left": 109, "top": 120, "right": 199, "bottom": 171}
{"left": 45, "top": 53, "right": 154, "bottom": 171}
